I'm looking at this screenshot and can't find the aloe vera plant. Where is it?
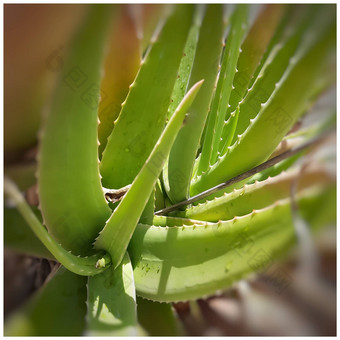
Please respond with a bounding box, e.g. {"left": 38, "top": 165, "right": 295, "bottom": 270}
{"left": 4, "top": 4, "right": 335, "bottom": 336}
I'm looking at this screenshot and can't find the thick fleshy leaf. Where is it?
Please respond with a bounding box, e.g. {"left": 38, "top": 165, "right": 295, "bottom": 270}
{"left": 219, "top": 106, "right": 239, "bottom": 155}
{"left": 227, "top": 5, "right": 319, "bottom": 145}
{"left": 94, "top": 81, "right": 203, "bottom": 268}
{"left": 130, "top": 185, "right": 335, "bottom": 302}
{"left": 86, "top": 252, "right": 139, "bottom": 336}
{"left": 100, "top": 4, "right": 194, "bottom": 190}
{"left": 198, "top": 5, "right": 248, "bottom": 172}
{"left": 175, "top": 165, "right": 332, "bottom": 222}
{"left": 164, "top": 4, "right": 225, "bottom": 203}
{"left": 5, "top": 177, "right": 111, "bottom": 276}
{"left": 167, "top": 6, "right": 201, "bottom": 120}
{"left": 38, "top": 5, "right": 112, "bottom": 255}
{"left": 4, "top": 267, "right": 87, "bottom": 336}
{"left": 227, "top": 4, "right": 287, "bottom": 114}
{"left": 191, "top": 7, "right": 335, "bottom": 196}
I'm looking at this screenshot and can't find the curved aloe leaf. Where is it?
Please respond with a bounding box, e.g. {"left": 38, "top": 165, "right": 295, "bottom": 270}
{"left": 94, "top": 81, "right": 203, "bottom": 268}
{"left": 4, "top": 207, "right": 54, "bottom": 260}
{"left": 38, "top": 5, "right": 112, "bottom": 255}
{"left": 86, "top": 252, "right": 139, "bottom": 336}
{"left": 130, "top": 185, "right": 335, "bottom": 302}
{"left": 5, "top": 177, "right": 111, "bottom": 276}
{"left": 164, "top": 4, "right": 225, "bottom": 203}
{"left": 4, "top": 267, "right": 87, "bottom": 336}
{"left": 100, "top": 4, "right": 194, "bottom": 190}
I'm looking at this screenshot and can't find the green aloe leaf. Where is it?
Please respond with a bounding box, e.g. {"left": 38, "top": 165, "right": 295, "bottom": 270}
{"left": 4, "top": 177, "right": 111, "bottom": 276}
{"left": 100, "top": 4, "right": 194, "bottom": 190}
{"left": 155, "top": 179, "right": 165, "bottom": 211}
{"left": 167, "top": 6, "right": 202, "bottom": 120}
{"left": 219, "top": 106, "right": 240, "bottom": 155}
{"left": 130, "top": 185, "right": 335, "bottom": 302}
{"left": 153, "top": 214, "right": 208, "bottom": 227}
{"left": 4, "top": 267, "right": 87, "bottom": 336}
{"left": 226, "top": 4, "right": 286, "bottom": 114}
{"left": 175, "top": 166, "right": 332, "bottom": 222}
{"left": 94, "top": 80, "right": 203, "bottom": 269}
{"left": 214, "top": 93, "right": 335, "bottom": 199}
{"left": 164, "top": 4, "right": 225, "bottom": 203}
{"left": 3, "top": 4, "right": 335, "bottom": 336}
{"left": 86, "top": 252, "right": 140, "bottom": 336}
{"left": 38, "top": 5, "right": 113, "bottom": 255}
{"left": 140, "top": 191, "right": 156, "bottom": 225}
{"left": 228, "top": 5, "right": 318, "bottom": 144}
{"left": 247, "top": 4, "right": 295, "bottom": 89}
{"left": 191, "top": 7, "right": 335, "bottom": 196}
{"left": 191, "top": 151, "right": 304, "bottom": 204}
{"left": 198, "top": 4, "right": 248, "bottom": 172}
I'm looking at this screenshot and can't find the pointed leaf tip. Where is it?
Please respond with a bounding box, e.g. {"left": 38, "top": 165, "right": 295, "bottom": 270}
{"left": 94, "top": 80, "right": 203, "bottom": 269}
